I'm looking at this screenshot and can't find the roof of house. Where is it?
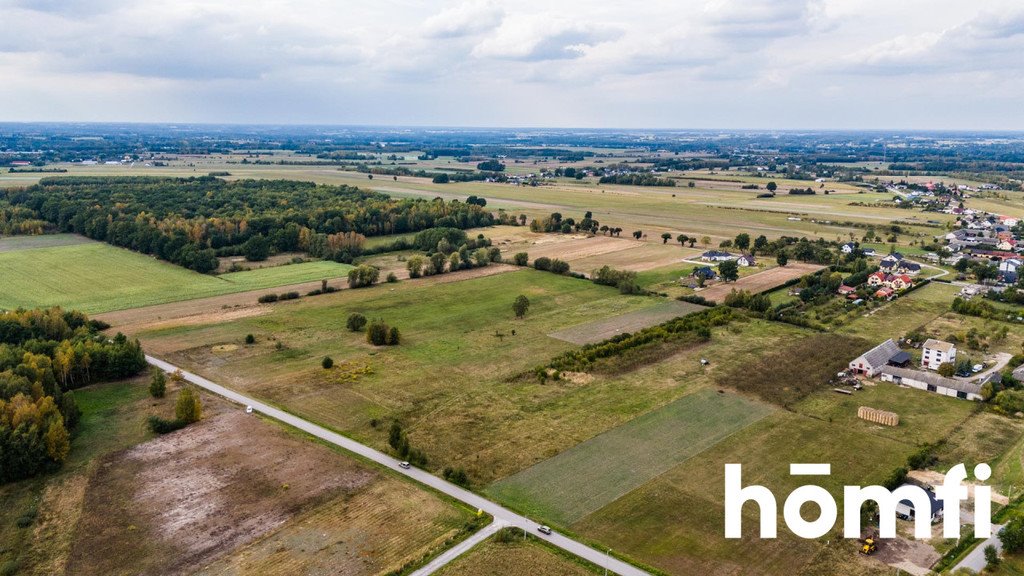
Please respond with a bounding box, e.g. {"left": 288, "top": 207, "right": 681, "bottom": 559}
{"left": 838, "top": 285, "right": 857, "bottom": 293}
{"left": 922, "top": 339, "right": 955, "bottom": 354}
{"left": 739, "top": 254, "right": 755, "bottom": 261}
{"left": 702, "top": 250, "right": 733, "bottom": 258}
{"left": 895, "top": 275, "right": 913, "bottom": 284}
{"left": 901, "top": 262, "right": 922, "bottom": 270}
{"left": 889, "top": 351, "right": 912, "bottom": 365}
{"left": 896, "top": 484, "right": 943, "bottom": 516}
{"left": 880, "top": 366, "right": 982, "bottom": 395}
{"left": 856, "top": 339, "right": 902, "bottom": 368}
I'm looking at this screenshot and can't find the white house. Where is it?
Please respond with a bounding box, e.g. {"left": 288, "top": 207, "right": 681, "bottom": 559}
{"left": 841, "top": 242, "right": 856, "bottom": 254}
{"left": 849, "top": 339, "right": 902, "bottom": 377}
{"left": 700, "top": 250, "right": 735, "bottom": 262}
{"left": 894, "top": 484, "right": 944, "bottom": 523}
{"left": 921, "top": 339, "right": 957, "bottom": 371}
{"left": 737, "top": 254, "right": 756, "bottom": 267}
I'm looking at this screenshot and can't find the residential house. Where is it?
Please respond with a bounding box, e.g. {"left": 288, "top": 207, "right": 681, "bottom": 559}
{"left": 849, "top": 339, "right": 903, "bottom": 377}
{"left": 874, "top": 286, "right": 895, "bottom": 299}
{"left": 866, "top": 272, "right": 914, "bottom": 293}
{"left": 880, "top": 366, "right": 981, "bottom": 401}
{"left": 690, "top": 266, "right": 717, "bottom": 280}
{"left": 921, "top": 339, "right": 957, "bottom": 371}
{"left": 894, "top": 484, "right": 944, "bottom": 523}
{"left": 701, "top": 250, "right": 735, "bottom": 262}
{"left": 862, "top": 248, "right": 877, "bottom": 257}
{"left": 837, "top": 285, "right": 857, "bottom": 297}
{"left": 737, "top": 254, "right": 756, "bottom": 267}
{"left": 898, "top": 261, "right": 922, "bottom": 275}
{"left": 841, "top": 242, "right": 857, "bottom": 254}
{"left": 879, "top": 255, "right": 903, "bottom": 272}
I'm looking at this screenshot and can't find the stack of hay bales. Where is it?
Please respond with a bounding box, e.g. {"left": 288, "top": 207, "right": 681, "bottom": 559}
{"left": 858, "top": 406, "right": 899, "bottom": 427}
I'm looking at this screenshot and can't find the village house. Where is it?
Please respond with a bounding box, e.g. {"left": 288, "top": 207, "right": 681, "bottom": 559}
{"left": 894, "top": 484, "right": 944, "bottom": 523}
{"left": 921, "top": 339, "right": 957, "bottom": 371}
{"left": 841, "top": 242, "right": 857, "bottom": 254}
{"left": 880, "top": 366, "right": 982, "bottom": 401}
{"left": 848, "top": 339, "right": 903, "bottom": 377}
{"left": 866, "top": 272, "right": 914, "bottom": 292}
{"left": 898, "top": 261, "right": 922, "bottom": 275}
{"left": 700, "top": 250, "right": 735, "bottom": 262}
{"left": 878, "top": 254, "right": 904, "bottom": 272}
{"left": 737, "top": 254, "right": 756, "bottom": 267}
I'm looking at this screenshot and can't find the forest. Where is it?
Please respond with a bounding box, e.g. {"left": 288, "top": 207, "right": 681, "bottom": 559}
{"left": 0, "top": 308, "right": 148, "bottom": 483}
{"left": 4, "top": 176, "right": 495, "bottom": 271}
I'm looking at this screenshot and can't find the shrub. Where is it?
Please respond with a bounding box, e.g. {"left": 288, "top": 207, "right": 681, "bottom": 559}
{"left": 322, "top": 356, "right": 334, "bottom": 369}
{"left": 386, "top": 272, "right": 398, "bottom": 283}
{"left": 443, "top": 467, "right": 470, "bottom": 487}
{"left": 279, "top": 291, "right": 300, "bottom": 300}
{"left": 147, "top": 415, "right": 187, "bottom": 434}
{"left": 549, "top": 259, "right": 570, "bottom": 274}
{"left": 245, "top": 333, "right": 255, "bottom": 344}
{"left": 347, "top": 265, "right": 380, "bottom": 288}
{"left": 175, "top": 387, "right": 202, "bottom": 424}
{"left": 149, "top": 367, "right": 167, "bottom": 398}
{"left": 346, "top": 312, "right": 367, "bottom": 332}
{"left": 387, "top": 327, "right": 401, "bottom": 345}
{"left": 533, "top": 256, "right": 552, "bottom": 271}
{"left": 257, "top": 293, "right": 279, "bottom": 304}
{"left": 367, "top": 319, "right": 390, "bottom": 346}
{"left": 513, "top": 252, "right": 529, "bottom": 266}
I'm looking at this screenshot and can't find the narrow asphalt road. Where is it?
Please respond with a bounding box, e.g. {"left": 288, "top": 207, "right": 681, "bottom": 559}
{"left": 953, "top": 524, "right": 1003, "bottom": 573}
{"left": 146, "top": 355, "right": 651, "bottom": 576}
{"left": 409, "top": 520, "right": 508, "bottom": 576}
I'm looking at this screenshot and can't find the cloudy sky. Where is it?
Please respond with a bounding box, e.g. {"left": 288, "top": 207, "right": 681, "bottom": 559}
{"left": 2, "top": 0, "right": 1023, "bottom": 129}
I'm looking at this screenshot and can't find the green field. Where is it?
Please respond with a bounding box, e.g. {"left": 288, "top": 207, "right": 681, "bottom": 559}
{"left": 0, "top": 238, "right": 354, "bottom": 313}
{"left": 487, "top": 389, "right": 773, "bottom": 525}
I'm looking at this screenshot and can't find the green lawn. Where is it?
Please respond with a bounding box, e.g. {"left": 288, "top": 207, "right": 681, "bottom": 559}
{"left": 0, "top": 239, "right": 353, "bottom": 313}
{"left": 487, "top": 389, "right": 773, "bottom": 525}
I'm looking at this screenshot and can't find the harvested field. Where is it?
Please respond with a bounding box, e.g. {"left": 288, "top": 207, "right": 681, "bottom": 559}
{"left": 696, "top": 261, "right": 824, "bottom": 302}
{"left": 548, "top": 300, "right": 707, "bottom": 345}
{"left": 487, "top": 389, "right": 773, "bottom": 525}
{"left": 436, "top": 539, "right": 599, "bottom": 576}
{"left": 66, "top": 411, "right": 468, "bottom": 576}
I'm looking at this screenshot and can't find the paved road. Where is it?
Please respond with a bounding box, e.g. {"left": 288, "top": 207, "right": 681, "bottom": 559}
{"left": 409, "top": 520, "right": 508, "bottom": 576}
{"left": 953, "top": 524, "right": 1003, "bottom": 573}
{"left": 146, "top": 355, "right": 650, "bottom": 576}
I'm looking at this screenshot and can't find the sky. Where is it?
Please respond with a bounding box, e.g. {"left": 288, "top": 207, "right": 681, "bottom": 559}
{"left": 2, "top": 0, "right": 1024, "bottom": 130}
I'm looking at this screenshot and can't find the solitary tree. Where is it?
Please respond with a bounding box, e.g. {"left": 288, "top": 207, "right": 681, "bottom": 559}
{"left": 734, "top": 233, "right": 751, "bottom": 251}
{"left": 777, "top": 253, "right": 789, "bottom": 267}
{"left": 766, "top": 181, "right": 778, "bottom": 193}
{"left": 661, "top": 232, "right": 672, "bottom": 244}
{"left": 937, "top": 362, "right": 956, "bottom": 377}
{"left": 633, "top": 230, "right": 643, "bottom": 240}
{"left": 677, "top": 234, "right": 689, "bottom": 246}
{"left": 322, "top": 356, "right": 334, "bottom": 369}
{"left": 985, "top": 544, "right": 1000, "bottom": 569}
{"left": 719, "top": 260, "right": 739, "bottom": 282}
{"left": 701, "top": 236, "right": 711, "bottom": 248}
{"left": 513, "top": 252, "right": 529, "bottom": 266}
{"left": 175, "top": 387, "right": 202, "bottom": 424}
{"left": 149, "top": 367, "right": 167, "bottom": 398}
{"left": 513, "top": 295, "right": 530, "bottom": 318}
{"left": 347, "top": 312, "right": 367, "bottom": 332}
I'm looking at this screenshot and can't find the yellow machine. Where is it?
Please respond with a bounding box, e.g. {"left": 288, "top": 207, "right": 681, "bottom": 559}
{"left": 859, "top": 538, "right": 877, "bottom": 555}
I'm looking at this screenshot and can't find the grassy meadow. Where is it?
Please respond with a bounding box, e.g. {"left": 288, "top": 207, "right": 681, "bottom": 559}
{"left": 0, "top": 237, "right": 353, "bottom": 313}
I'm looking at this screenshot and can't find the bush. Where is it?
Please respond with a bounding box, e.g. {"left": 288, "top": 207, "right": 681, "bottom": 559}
{"left": 175, "top": 387, "right": 202, "bottom": 424}
{"left": 147, "top": 415, "right": 187, "bottom": 434}
{"left": 678, "top": 294, "right": 714, "bottom": 306}
{"left": 347, "top": 265, "right": 380, "bottom": 288}
{"left": 322, "top": 356, "right": 334, "bottom": 369}
{"left": 346, "top": 312, "right": 368, "bottom": 331}
{"left": 443, "top": 467, "right": 470, "bottom": 487}
{"left": 513, "top": 252, "right": 529, "bottom": 266}
{"left": 432, "top": 173, "right": 450, "bottom": 184}
{"left": 533, "top": 256, "right": 552, "bottom": 271}
{"left": 279, "top": 291, "right": 300, "bottom": 300}
{"left": 257, "top": 293, "right": 279, "bottom": 304}
{"left": 386, "top": 272, "right": 398, "bottom": 283}
{"left": 367, "top": 319, "right": 396, "bottom": 346}
{"left": 149, "top": 367, "right": 167, "bottom": 398}
{"left": 387, "top": 327, "right": 401, "bottom": 345}
{"left": 245, "top": 333, "right": 255, "bottom": 344}
{"left": 549, "top": 259, "right": 570, "bottom": 274}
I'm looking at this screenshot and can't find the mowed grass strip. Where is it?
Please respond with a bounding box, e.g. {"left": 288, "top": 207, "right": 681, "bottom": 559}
{"left": 0, "top": 240, "right": 353, "bottom": 313}
{"left": 486, "top": 389, "right": 773, "bottom": 525}
{"left": 0, "top": 233, "right": 93, "bottom": 252}
{"left": 547, "top": 300, "right": 707, "bottom": 345}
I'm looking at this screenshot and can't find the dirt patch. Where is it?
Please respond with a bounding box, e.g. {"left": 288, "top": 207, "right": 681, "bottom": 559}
{"left": 909, "top": 469, "right": 1009, "bottom": 505}
{"left": 872, "top": 535, "right": 940, "bottom": 576}
{"left": 697, "top": 261, "right": 824, "bottom": 302}
{"left": 212, "top": 344, "right": 239, "bottom": 353}
{"left": 66, "top": 411, "right": 375, "bottom": 576}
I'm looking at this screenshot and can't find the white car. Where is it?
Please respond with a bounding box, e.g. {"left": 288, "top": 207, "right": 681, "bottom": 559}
{"left": 537, "top": 525, "right": 552, "bottom": 535}
{"left": 245, "top": 405, "right": 254, "bottom": 414}
{"left": 399, "top": 461, "right": 411, "bottom": 469}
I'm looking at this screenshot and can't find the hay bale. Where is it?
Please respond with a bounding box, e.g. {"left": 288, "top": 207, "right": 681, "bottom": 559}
{"left": 858, "top": 406, "right": 899, "bottom": 427}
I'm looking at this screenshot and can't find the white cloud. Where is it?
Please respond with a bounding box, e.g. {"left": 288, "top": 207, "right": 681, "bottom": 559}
{"left": 1, "top": 0, "right": 1024, "bottom": 128}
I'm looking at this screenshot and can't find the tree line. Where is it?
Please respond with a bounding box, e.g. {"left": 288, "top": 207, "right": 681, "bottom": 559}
{"left": 4, "top": 176, "right": 494, "bottom": 272}
{"left": 0, "top": 307, "right": 147, "bottom": 484}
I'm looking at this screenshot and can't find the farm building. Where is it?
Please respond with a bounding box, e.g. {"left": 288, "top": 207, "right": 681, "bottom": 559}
{"left": 848, "top": 339, "right": 903, "bottom": 377}
{"left": 700, "top": 250, "right": 735, "bottom": 262}
{"left": 879, "top": 366, "right": 982, "bottom": 401}
{"left": 921, "top": 339, "right": 957, "bottom": 371}
{"left": 895, "top": 484, "right": 943, "bottom": 523}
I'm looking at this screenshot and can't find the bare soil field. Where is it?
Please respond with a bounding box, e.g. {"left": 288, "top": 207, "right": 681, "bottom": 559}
{"left": 215, "top": 251, "right": 307, "bottom": 273}
{"left": 488, "top": 229, "right": 695, "bottom": 274}
{"left": 696, "top": 261, "right": 824, "bottom": 302}
{"left": 65, "top": 410, "right": 468, "bottom": 576}
{"left": 548, "top": 300, "right": 707, "bottom": 345}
